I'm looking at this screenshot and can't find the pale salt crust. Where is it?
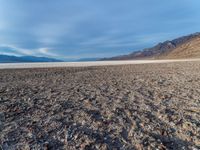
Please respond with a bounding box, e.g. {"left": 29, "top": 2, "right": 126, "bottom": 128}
{"left": 1, "top": 58, "right": 200, "bottom": 69}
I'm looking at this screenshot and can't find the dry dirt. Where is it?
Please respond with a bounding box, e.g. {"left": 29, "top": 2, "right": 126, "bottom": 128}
{"left": 0, "top": 62, "right": 200, "bottom": 150}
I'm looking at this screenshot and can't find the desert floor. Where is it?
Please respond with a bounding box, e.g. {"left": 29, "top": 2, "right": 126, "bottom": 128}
{"left": 0, "top": 61, "right": 200, "bottom": 149}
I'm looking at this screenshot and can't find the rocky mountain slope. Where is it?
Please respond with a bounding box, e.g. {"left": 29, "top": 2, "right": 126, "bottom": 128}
{"left": 104, "top": 32, "right": 200, "bottom": 60}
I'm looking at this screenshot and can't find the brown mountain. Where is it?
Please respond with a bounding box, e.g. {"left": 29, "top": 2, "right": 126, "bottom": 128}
{"left": 103, "top": 32, "right": 200, "bottom": 60}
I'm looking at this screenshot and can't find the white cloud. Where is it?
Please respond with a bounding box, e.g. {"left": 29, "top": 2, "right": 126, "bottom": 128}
{"left": 0, "top": 44, "right": 58, "bottom": 57}
{"left": 0, "top": 44, "right": 34, "bottom": 55}
{"left": 0, "top": 51, "right": 21, "bottom": 56}
{"left": 37, "top": 48, "right": 58, "bottom": 57}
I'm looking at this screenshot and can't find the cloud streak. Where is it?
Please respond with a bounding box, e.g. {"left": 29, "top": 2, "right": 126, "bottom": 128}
{"left": 0, "top": 45, "right": 58, "bottom": 58}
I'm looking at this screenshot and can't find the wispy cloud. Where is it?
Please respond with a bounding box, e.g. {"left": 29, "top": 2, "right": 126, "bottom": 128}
{"left": 37, "top": 48, "right": 58, "bottom": 57}
{"left": 0, "top": 44, "right": 58, "bottom": 58}
{"left": 0, "top": 44, "right": 34, "bottom": 56}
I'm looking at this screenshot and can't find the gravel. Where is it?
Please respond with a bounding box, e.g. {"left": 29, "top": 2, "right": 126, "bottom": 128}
{"left": 0, "top": 61, "right": 200, "bottom": 149}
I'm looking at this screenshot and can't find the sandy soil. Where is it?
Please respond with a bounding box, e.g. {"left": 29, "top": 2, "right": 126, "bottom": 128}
{"left": 0, "top": 61, "right": 200, "bottom": 149}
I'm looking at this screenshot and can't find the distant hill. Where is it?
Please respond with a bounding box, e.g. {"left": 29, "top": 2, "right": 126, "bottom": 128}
{"left": 0, "top": 55, "right": 63, "bottom": 63}
{"left": 76, "top": 58, "right": 99, "bottom": 62}
{"left": 103, "top": 32, "right": 200, "bottom": 60}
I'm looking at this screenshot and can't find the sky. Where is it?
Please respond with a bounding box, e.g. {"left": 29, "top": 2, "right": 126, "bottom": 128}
{"left": 0, "top": 0, "right": 200, "bottom": 60}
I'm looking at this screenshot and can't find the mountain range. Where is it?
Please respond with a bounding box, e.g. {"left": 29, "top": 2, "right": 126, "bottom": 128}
{"left": 103, "top": 32, "right": 200, "bottom": 60}
{"left": 0, "top": 55, "right": 62, "bottom": 63}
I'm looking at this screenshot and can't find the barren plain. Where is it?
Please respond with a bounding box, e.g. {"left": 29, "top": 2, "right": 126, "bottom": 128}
{"left": 0, "top": 61, "right": 200, "bottom": 149}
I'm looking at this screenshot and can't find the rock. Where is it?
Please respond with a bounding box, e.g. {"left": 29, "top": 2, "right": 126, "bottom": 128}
{"left": 0, "top": 112, "right": 5, "bottom": 131}
{"left": 0, "top": 112, "right": 5, "bottom": 122}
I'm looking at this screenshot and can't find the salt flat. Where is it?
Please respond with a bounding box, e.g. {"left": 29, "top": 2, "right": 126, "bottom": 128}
{"left": 1, "top": 58, "right": 200, "bottom": 69}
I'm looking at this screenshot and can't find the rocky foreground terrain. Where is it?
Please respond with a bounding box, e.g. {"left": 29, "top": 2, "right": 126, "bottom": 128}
{"left": 0, "top": 62, "right": 200, "bottom": 150}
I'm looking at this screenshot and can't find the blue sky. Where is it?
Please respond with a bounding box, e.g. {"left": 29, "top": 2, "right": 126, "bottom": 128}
{"left": 0, "top": 0, "right": 200, "bottom": 60}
